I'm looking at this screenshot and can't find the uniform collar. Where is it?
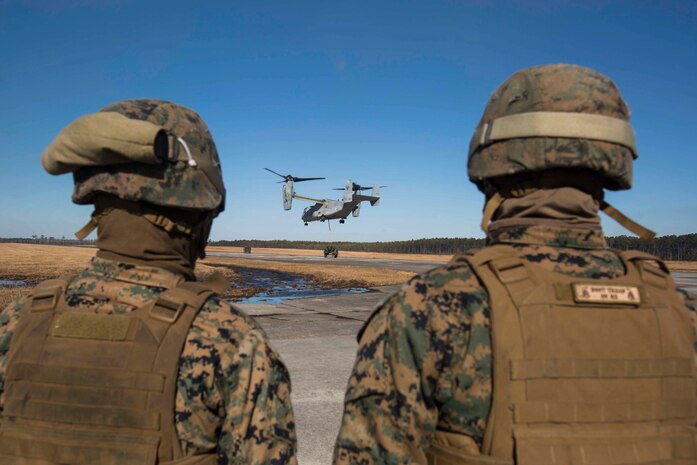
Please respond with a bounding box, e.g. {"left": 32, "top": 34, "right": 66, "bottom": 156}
{"left": 81, "top": 257, "right": 186, "bottom": 289}
{"left": 487, "top": 223, "right": 608, "bottom": 250}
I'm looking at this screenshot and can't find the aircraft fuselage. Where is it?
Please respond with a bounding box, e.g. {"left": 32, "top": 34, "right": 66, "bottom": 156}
{"left": 302, "top": 199, "right": 358, "bottom": 222}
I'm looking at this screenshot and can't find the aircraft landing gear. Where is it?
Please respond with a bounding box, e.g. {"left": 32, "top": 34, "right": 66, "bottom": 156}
{"left": 339, "top": 219, "right": 345, "bottom": 224}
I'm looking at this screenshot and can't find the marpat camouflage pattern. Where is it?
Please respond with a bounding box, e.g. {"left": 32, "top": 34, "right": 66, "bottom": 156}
{"left": 0, "top": 257, "right": 297, "bottom": 465}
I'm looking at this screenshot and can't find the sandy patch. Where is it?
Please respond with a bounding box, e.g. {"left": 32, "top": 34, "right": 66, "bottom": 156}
{"left": 665, "top": 261, "right": 697, "bottom": 272}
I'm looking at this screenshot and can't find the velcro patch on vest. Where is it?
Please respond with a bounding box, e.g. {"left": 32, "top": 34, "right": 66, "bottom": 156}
{"left": 572, "top": 284, "right": 641, "bottom": 305}
{"left": 49, "top": 313, "right": 132, "bottom": 340}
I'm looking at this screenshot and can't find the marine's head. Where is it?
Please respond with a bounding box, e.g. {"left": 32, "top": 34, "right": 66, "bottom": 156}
{"left": 468, "top": 64, "right": 652, "bottom": 239}
{"left": 42, "top": 99, "right": 226, "bottom": 261}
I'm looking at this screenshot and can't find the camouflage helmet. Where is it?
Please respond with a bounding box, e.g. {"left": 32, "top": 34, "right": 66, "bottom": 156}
{"left": 71, "top": 99, "right": 225, "bottom": 216}
{"left": 468, "top": 64, "right": 636, "bottom": 192}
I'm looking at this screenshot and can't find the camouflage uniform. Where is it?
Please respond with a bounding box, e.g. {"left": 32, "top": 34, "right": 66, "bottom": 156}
{"left": 0, "top": 99, "right": 298, "bottom": 464}
{"left": 0, "top": 257, "right": 296, "bottom": 464}
{"left": 334, "top": 65, "right": 697, "bottom": 464}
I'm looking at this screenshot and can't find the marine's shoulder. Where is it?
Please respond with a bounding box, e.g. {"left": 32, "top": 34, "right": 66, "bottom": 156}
{"left": 404, "top": 250, "right": 483, "bottom": 293}
{"left": 1, "top": 294, "right": 28, "bottom": 324}
{"left": 189, "top": 294, "right": 269, "bottom": 346}
{"left": 362, "top": 252, "right": 488, "bottom": 332}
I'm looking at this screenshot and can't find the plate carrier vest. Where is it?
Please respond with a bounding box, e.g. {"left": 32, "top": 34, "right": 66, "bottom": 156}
{"left": 427, "top": 245, "right": 697, "bottom": 465}
{"left": 0, "top": 276, "right": 217, "bottom": 465}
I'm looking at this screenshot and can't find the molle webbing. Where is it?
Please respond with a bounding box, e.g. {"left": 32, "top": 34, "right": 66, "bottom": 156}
{"left": 0, "top": 278, "right": 215, "bottom": 465}
{"left": 427, "top": 245, "right": 697, "bottom": 465}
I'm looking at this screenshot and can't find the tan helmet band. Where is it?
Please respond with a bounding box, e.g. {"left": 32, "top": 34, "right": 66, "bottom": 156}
{"left": 469, "top": 112, "right": 637, "bottom": 158}
{"left": 42, "top": 112, "right": 168, "bottom": 175}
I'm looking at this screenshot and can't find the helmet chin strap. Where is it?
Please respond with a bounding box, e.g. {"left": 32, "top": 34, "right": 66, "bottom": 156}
{"left": 599, "top": 201, "right": 656, "bottom": 241}
{"left": 480, "top": 191, "right": 656, "bottom": 241}
{"left": 480, "top": 192, "right": 504, "bottom": 233}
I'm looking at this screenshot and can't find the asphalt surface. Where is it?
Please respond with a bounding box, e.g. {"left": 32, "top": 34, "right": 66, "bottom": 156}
{"left": 237, "top": 287, "right": 398, "bottom": 465}
{"left": 208, "top": 250, "right": 445, "bottom": 273}
{"left": 674, "top": 271, "right": 697, "bottom": 294}
{"left": 230, "top": 253, "right": 697, "bottom": 465}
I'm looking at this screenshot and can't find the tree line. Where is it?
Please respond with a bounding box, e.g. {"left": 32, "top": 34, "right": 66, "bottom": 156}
{"left": 211, "top": 238, "right": 487, "bottom": 255}
{"left": 606, "top": 234, "right": 697, "bottom": 261}
{"left": 212, "top": 234, "right": 697, "bottom": 261}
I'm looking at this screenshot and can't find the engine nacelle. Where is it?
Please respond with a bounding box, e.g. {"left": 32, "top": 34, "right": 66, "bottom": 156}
{"left": 343, "top": 179, "right": 353, "bottom": 202}
{"left": 370, "top": 184, "right": 380, "bottom": 206}
{"left": 352, "top": 203, "right": 361, "bottom": 217}
{"left": 283, "top": 181, "right": 294, "bottom": 210}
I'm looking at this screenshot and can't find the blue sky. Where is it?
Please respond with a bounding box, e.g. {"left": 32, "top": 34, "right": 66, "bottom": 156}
{"left": 0, "top": 0, "right": 695, "bottom": 242}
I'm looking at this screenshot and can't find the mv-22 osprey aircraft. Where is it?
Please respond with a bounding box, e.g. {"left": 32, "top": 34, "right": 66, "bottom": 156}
{"left": 265, "top": 168, "right": 382, "bottom": 226}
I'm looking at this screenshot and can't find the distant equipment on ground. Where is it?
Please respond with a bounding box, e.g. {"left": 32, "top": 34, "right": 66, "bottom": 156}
{"left": 265, "top": 168, "right": 384, "bottom": 227}
{"left": 324, "top": 245, "right": 339, "bottom": 258}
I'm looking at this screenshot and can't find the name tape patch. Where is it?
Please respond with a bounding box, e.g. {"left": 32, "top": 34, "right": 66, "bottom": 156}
{"left": 573, "top": 284, "right": 641, "bottom": 305}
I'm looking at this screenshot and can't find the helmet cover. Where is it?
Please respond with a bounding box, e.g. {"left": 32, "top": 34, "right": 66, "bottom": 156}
{"left": 468, "top": 64, "right": 635, "bottom": 192}
{"left": 72, "top": 99, "right": 225, "bottom": 216}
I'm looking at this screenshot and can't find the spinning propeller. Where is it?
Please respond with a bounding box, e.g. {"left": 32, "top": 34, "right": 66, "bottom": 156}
{"left": 265, "top": 168, "right": 325, "bottom": 183}
{"left": 332, "top": 182, "right": 387, "bottom": 191}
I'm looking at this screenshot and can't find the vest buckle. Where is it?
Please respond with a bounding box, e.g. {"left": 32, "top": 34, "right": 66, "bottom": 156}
{"left": 490, "top": 257, "right": 529, "bottom": 284}
{"left": 150, "top": 296, "right": 186, "bottom": 324}
{"left": 30, "top": 286, "right": 62, "bottom": 312}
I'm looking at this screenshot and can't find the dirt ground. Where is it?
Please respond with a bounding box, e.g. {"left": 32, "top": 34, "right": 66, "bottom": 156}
{"left": 667, "top": 261, "right": 697, "bottom": 271}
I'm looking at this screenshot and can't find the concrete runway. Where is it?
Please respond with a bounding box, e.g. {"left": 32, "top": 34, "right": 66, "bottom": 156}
{"left": 237, "top": 287, "right": 397, "bottom": 465}
{"left": 231, "top": 253, "right": 697, "bottom": 465}
{"left": 208, "top": 250, "right": 445, "bottom": 273}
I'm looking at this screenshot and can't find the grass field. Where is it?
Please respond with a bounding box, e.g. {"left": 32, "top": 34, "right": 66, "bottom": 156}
{"left": 0, "top": 243, "right": 415, "bottom": 308}
{"left": 1, "top": 242, "right": 694, "bottom": 309}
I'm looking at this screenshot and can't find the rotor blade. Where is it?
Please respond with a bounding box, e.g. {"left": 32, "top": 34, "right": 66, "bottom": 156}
{"left": 332, "top": 184, "right": 368, "bottom": 190}
{"left": 292, "top": 177, "right": 325, "bottom": 182}
{"left": 264, "top": 168, "right": 286, "bottom": 179}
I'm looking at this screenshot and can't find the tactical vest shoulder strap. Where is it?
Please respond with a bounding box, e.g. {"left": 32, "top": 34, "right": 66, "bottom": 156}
{"left": 142, "top": 279, "right": 216, "bottom": 462}
{"left": 617, "top": 249, "right": 673, "bottom": 290}
{"left": 148, "top": 281, "right": 215, "bottom": 326}
{"left": 458, "top": 244, "right": 525, "bottom": 457}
